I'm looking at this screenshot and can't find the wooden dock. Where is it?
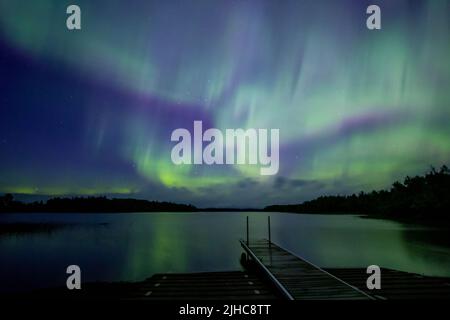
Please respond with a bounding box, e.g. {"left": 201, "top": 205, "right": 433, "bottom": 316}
{"left": 326, "top": 267, "right": 450, "bottom": 300}
{"left": 240, "top": 239, "right": 373, "bottom": 300}
{"left": 137, "top": 271, "right": 279, "bottom": 300}
{"left": 20, "top": 271, "right": 279, "bottom": 300}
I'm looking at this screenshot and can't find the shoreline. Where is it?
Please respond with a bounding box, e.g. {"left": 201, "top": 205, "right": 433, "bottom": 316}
{"left": 1, "top": 210, "right": 449, "bottom": 230}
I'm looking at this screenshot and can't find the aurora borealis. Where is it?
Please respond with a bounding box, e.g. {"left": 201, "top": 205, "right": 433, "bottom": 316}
{"left": 0, "top": 0, "right": 449, "bottom": 207}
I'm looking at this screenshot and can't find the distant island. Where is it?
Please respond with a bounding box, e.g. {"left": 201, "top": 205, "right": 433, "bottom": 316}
{"left": 1, "top": 166, "right": 449, "bottom": 225}
{"left": 0, "top": 196, "right": 197, "bottom": 213}
{"left": 264, "top": 166, "right": 450, "bottom": 223}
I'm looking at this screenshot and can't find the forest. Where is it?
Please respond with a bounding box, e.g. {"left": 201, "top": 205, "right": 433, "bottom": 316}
{"left": 265, "top": 166, "right": 450, "bottom": 223}
{"left": 0, "top": 195, "right": 197, "bottom": 213}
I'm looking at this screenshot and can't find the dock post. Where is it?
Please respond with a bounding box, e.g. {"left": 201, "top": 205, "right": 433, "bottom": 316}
{"left": 268, "top": 216, "right": 271, "bottom": 246}
{"left": 246, "top": 216, "right": 249, "bottom": 245}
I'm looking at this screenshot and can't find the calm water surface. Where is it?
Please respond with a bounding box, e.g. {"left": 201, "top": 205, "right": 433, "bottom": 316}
{"left": 0, "top": 212, "right": 449, "bottom": 292}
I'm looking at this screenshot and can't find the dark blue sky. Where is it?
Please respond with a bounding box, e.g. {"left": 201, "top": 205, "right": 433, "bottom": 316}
{"left": 1, "top": 0, "right": 449, "bottom": 207}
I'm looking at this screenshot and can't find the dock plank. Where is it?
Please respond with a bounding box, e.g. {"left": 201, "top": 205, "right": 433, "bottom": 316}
{"left": 241, "top": 239, "right": 372, "bottom": 300}
{"left": 326, "top": 268, "right": 450, "bottom": 300}
{"left": 138, "top": 271, "right": 279, "bottom": 300}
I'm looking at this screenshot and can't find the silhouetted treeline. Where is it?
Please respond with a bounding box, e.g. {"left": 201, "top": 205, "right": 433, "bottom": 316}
{"left": 265, "top": 166, "right": 450, "bottom": 221}
{"left": 0, "top": 195, "right": 197, "bottom": 213}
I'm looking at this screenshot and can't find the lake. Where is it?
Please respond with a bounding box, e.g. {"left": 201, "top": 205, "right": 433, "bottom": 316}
{"left": 1, "top": 212, "right": 449, "bottom": 293}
